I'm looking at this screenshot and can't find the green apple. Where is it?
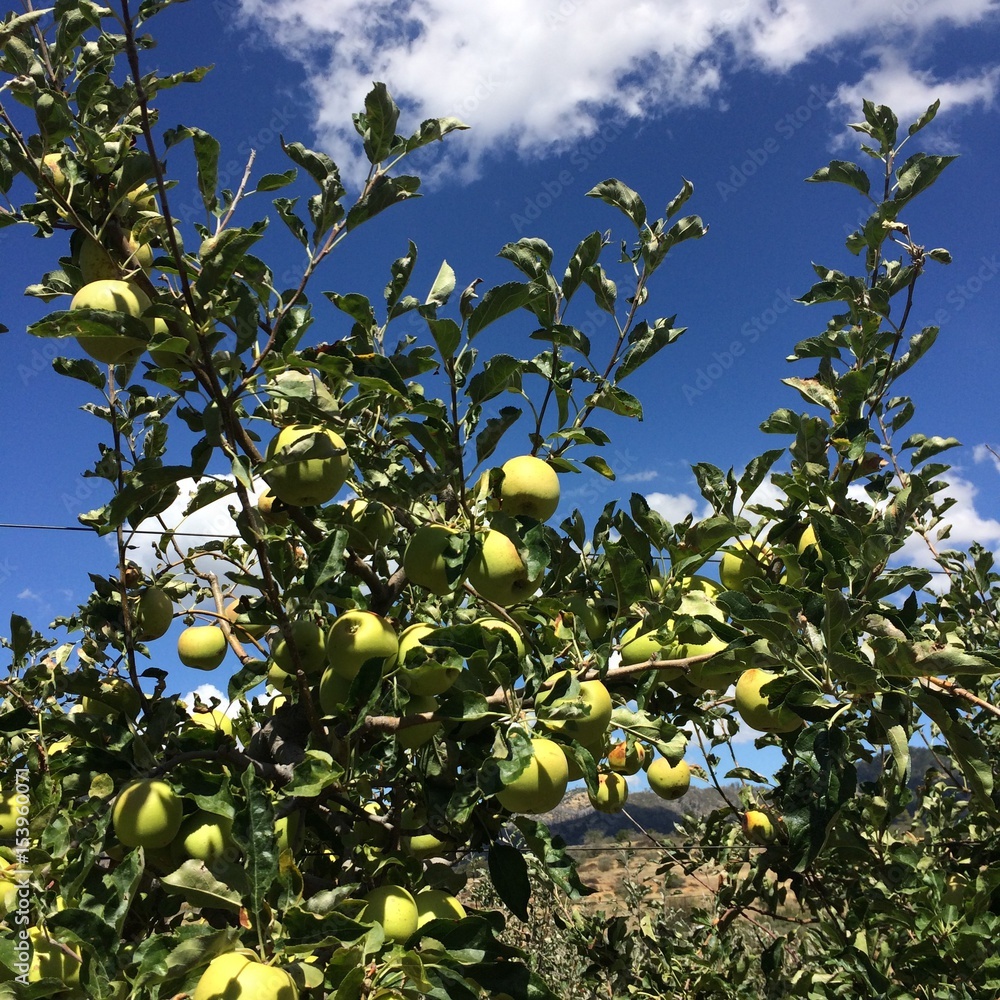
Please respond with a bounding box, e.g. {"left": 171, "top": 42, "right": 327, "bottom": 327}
{"left": 223, "top": 597, "right": 268, "bottom": 643}
{"left": 177, "top": 625, "right": 228, "bottom": 670}
{"left": 188, "top": 708, "right": 233, "bottom": 738}
{"left": 134, "top": 586, "right": 173, "bottom": 640}
{"left": 193, "top": 951, "right": 298, "bottom": 1000}
{"left": 268, "top": 663, "right": 297, "bottom": 696}
{"left": 264, "top": 424, "right": 351, "bottom": 507}
{"left": 363, "top": 885, "right": 419, "bottom": 943}
{"left": 175, "top": 810, "right": 234, "bottom": 863}
{"left": 0, "top": 869, "right": 19, "bottom": 918}
{"left": 28, "top": 927, "right": 81, "bottom": 985}
{"left": 495, "top": 737, "right": 569, "bottom": 814}
{"left": 345, "top": 498, "right": 395, "bottom": 554}
{"left": 0, "top": 792, "right": 23, "bottom": 839}
{"left": 402, "top": 827, "right": 452, "bottom": 860}
{"left": 148, "top": 313, "right": 201, "bottom": 368}
{"left": 81, "top": 677, "right": 141, "bottom": 717}
{"left": 275, "top": 812, "right": 302, "bottom": 855}
{"left": 719, "top": 538, "right": 771, "bottom": 592}
{"left": 395, "top": 694, "right": 441, "bottom": 750}
{"left": 69, "top": 278, "right": 151, "bottom": 363}
{"left": 318, "top": 666, "right": 353, "bottom": 714}
{"left": 388, "top": 622, "right": 461, "bottom": 696}
{"left": 564, "top": 594, "right": 609, "bottom": 642}
{"left": 476, "top": 616, "right": 527, "bottom": 658}
{"left": 326, "top": 610, "right": 397, "bottom": 680}
{"left": 257, "top": 487, "right": 290, "bottom": 525}
{"left": 41, "top": 151, "right": 69, "bottom": 193}
{"left": 607, "top": 740, "right": 645, "bottom": 775}
{"left": 733, "top": 668, "right": 803, "bottom": 734}
{"left": 125, "top": 182, "right": 157, "bottom": 215}
{"left": 403, "top": 524, "right": 464, "bottom": 595}
{"left": 270, "top": 619, "right": 327, "bottom": 675}
{"left": 646, "top": 756, "right": 691, "bottom": 801}
{"left": 560, "top": 738, "right": 607, "bottom": 781}
{"left": 78, "top": 230, "right": 152, "bottom": 283}
{"left": 588, "top": 771, "right": 628, "bottom": 813}
{"left": 112, "top": 778, "right": 183, "bottom": 849}
{"left": 498, "top": 454, "right": 560, "bottom": 521}
{"left": 415, "top": 888, "right": 466, "bottom": 926}
{"left": 743, "top": 809, "right": 776, "bottom": 845}
{"left": 468, "top": 529, "right": 542, "bottom": 607}
{"left": 535, "top": 670, "right": 613, "bottom": 746}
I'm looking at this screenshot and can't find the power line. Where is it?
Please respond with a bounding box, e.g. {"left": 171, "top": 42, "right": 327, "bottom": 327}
{"left": 0, "top": 522, "right": 240, "bottom": 539}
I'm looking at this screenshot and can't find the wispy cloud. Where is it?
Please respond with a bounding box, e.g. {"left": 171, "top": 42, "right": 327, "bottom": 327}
{"left": 236, "top": 0, "right": 1000, "bottom": 183}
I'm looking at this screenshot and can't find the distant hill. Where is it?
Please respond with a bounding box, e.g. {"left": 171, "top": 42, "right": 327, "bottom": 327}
{"left": 545, "top": 746, "right": 949, "bottom": 846}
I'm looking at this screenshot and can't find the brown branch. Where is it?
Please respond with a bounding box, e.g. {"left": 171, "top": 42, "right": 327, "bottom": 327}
{"left": 920, "top": 675, "right": 1000, "bottom": 719}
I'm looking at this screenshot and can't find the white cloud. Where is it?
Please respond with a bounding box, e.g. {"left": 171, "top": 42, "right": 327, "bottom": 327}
{"left": 128, "top": 477, "right": 261, "bottom": 575}
{"left": 235, "top": 0, "right": 1000, "bottom": 183}
{"left": 973, "top": 443, "right": 1000, "bottom": 474}
{"left": 646, "top": 491, "right": 710, "bottom": 524}
{"left": 17, "top": 588, "right": 41, "bottom": 601}
{"left": 620, "top": 469, "right": 660, "bottom": 484}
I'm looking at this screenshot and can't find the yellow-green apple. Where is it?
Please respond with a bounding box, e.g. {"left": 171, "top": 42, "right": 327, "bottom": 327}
{"left": 223, "top": 597, "right": 268, "bottom": 643}
{"left": 275, "top": 812, "right": 302, "bottom": 855}
{"left": 125, "top": 182, "right": 157, "bottom": 215}
{"left": 476, "top": 616, "right": 526, "bottom": 658}
{"left": 733, "top": 668, "right": 803, "bottom": 734}
{"left": 618, "top": 617, "right": 668, "bottom": 666}
{"left": 326, "top": 610, "right": 398, "bottom": 680}
{"left": 112, "top": 778, "right": 183, "bottom": 848}
{"left": 257, "top": 487, "right": 290, "bottom": 525}
{"left": 69, "top": 278, "right": 151, "bottom": 363}
{"left": 268, "top": 663, "right": 296, "bottom": 696}
{"left": 395, "top": 694, "right": 441, "bottom": 750}
{"left": 270, "top": 619, "right": 327, "bottom": 675}
{"left": 388, "top": 622, "right": 461, "bottom": 696}
{"left": 177, "top": 625, "right": 228, "bottom": 670}
{"left": 646, "top": 757, "right": 691, "bottom": 801}
{"left": 81, "top": 677, "right": 141, "bottom": 717}
{"left": 495, "top": 737, "right": 569, "bottom": 814}
{"left": 362, "top": 885, "right": 419, "bottom": 943}
{"left": 564, "top": 594, "right": 609, "bottom": 642}
{"left": 27, "top": 927, "right": 81, "bottom": 985}
{"left": 468, "top": 529, "right": 542, "bottom": 607}
{"left": 264, "top": 424, "right": 351, "bottom": 507}
{"left": 41, "top": 151, "right": 69, "bottom": 193}
{"left": 134, "top": 586, "right": 173, "bottom": 640}
{"left": 561, "top": 738, "right": 607, "bottom": 781}
{"left": 0, "top": 792, "right": 22, "bottom": 839}
{"left": 78, "top": 230, "right": 152, "bottom": 282}
{"left": 188, "top": 708, "right": 233, "bottom": 738}
{"left": 719, "top": 538, "right": 771, "bottom": 592}
{"left": 345, "top": 498, "right": 394, "bottom": 554}
{"left": 318, "top": 666, "right": 352, "bottom": 714}
{"left": 416, "top": 888, "right": 466, "bottom": 926}
{"left": 534, "top": 669, "right": 613, "bottom": 746}
{"left": 743, "top": 809, "right": 776, "bottom": 845}
{"left": 403, "top": 524, "right": 464, "bottom": 595}
{"left": 193, "top": 951, "right": 298, "bottom": 1000}
{"left": 608, "top": 739, "right": 646, "bottom": 775}
{"left": 498, "top": 454, "right": 560, "bottom": 521}
{"left": 175, "top": 810, "right": 234, "bottom": 863}
{"left": 588, "top": 771, "right": 629, "bottom": 813}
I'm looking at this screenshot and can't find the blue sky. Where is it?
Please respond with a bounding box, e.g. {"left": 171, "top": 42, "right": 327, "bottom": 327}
{"left": 2, "top": 0, "right": 999, "bottom": 784}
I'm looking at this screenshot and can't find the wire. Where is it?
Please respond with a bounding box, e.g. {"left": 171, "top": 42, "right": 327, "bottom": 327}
{"left": 0, "top": 522, "right": 241, "bottom": 539}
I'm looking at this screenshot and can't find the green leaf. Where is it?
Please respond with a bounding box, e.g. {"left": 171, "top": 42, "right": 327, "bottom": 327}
{"left": 583, "top": 455, "right": 615, "bottom": 479}
{"left": 196, "top": 221, "right": 267, "bottom": 294}
{"left": 900, "top": 433, "right": 960, "bottom": 467}
{"left": 425, "top": 259, "right": 456, "bottom": 308}
{"left": 254, "top": 169, "right": 297, "bottom": 192}
{"left": 806, "top": 160, "right": 871, "bottom": 196}
{"left": 346, "top": 174, "right": 420, "bottom": 230}
{"left": 468, "top": 354, "right": 523, "bottom": 404}
{"left": 616, "top": 318, "right": 684, "bottom": 381}
{"left": 781, "top": 376, "right": 838, "bottom": 412}
{"left": 893, "top": 153, "right": 957, "bottom": 207}
{"left": 237, "top": 767, "right": 279, "bottom": 912}
{"left": 562, "top": 231, "right": 604, "bottom": 302}
{"left": 357, "top": 81, "right": 400, "bottom": 163}
{"left": 488, "top": 842, "right": 530, "bottom": 920}
{"left": 51, "top": 356, "right": 105, "bottom": 389}
{"left": 281, "top": 140, "right": 339, "bottom": 186}
{"left": 399, "top": 115, "right": 470, "bottom": 155}
{"left": 163, "top": 124, "right": 220, "bottom": 213}
{"left": 427, "top": 317, "right": 462, "bottom": 359}
{"left": 665, "top": 177, "right": 694, "bottom": 220}
{"left": 907, "top": 99, "right": 940, "bottom": 136}
{"left": 738, "top": 449, "right": 785, "bottom": 503}
{"left": 475, "top": 406, "right": 521, "bottom": 464}
{"left": 467, "top": 281, "right": 539, "bottom": 338}
{"left": 586, "top": 178, "right": 646, "bottom": 229}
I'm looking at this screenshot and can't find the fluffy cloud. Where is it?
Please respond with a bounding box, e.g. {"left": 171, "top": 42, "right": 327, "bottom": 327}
{"left": 236, "top": 0, "right": 1000, "bottom": 183}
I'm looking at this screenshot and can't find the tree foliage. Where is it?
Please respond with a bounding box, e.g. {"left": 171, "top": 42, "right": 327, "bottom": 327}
{"left": 1, "top": 4, "right": 998, "bottom": 999}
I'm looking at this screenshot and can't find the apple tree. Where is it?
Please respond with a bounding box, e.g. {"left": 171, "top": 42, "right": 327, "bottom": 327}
{"left": 1, "top": 3, "right": 999, "bottom": 999}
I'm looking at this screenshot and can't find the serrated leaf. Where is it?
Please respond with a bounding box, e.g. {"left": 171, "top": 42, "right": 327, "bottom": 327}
{"left": 806, "top": 160, "right": 871, "bottom": 196}
{"left": 425, "top": 259, "right": 456, "bottom": 308}
{"left": 468, "top": 281, "right": 539, "bottom": 338}
{"left": 468, "top": 354, "right": 522, "bottom": 404}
